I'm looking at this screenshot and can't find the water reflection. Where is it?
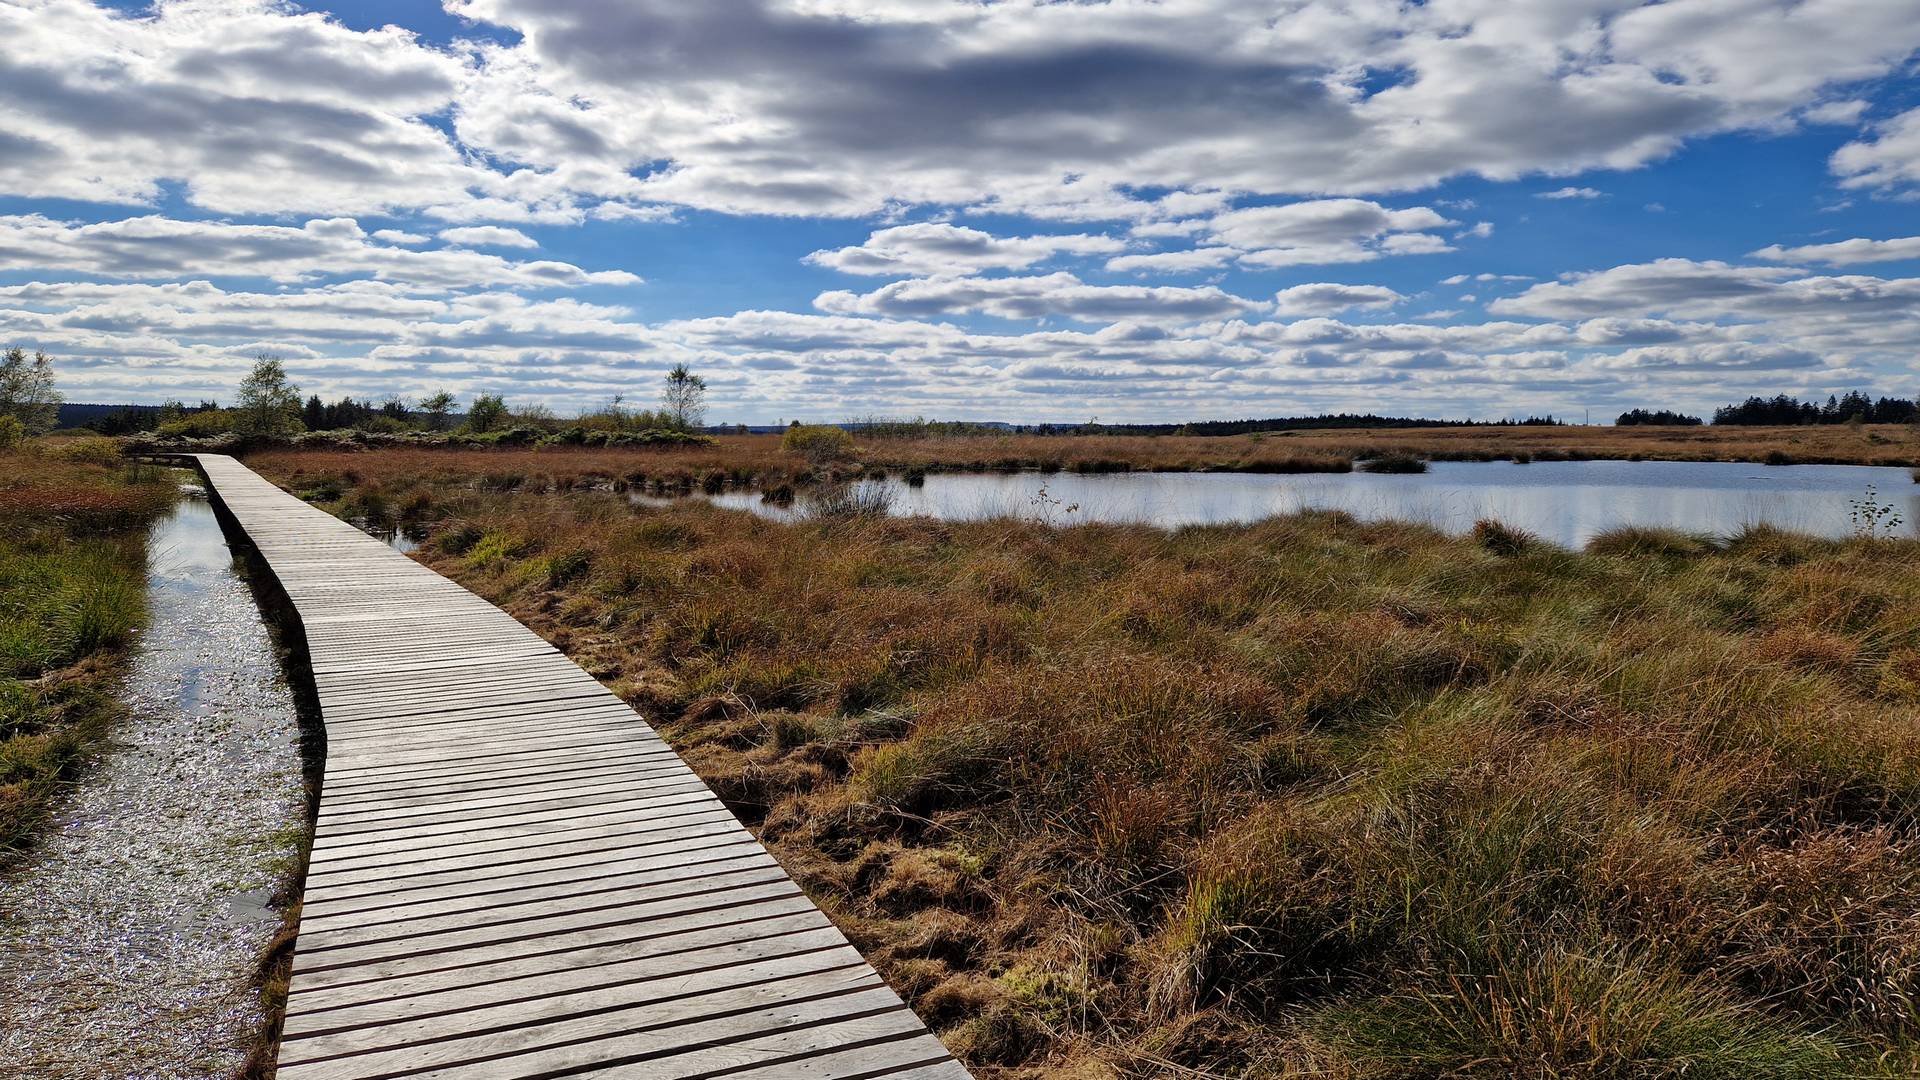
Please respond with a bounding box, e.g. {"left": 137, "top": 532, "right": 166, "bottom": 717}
{"left": 687, "top": 460, "right": 1918, "bottom": 547}
{"left": 353, "top": 519, "right": 424, "bottom": 553}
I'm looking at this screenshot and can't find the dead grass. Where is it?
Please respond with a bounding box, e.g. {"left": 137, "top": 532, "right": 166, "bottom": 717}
{"left": 257, "top": 453, "right": 1920, "bottom": 1078}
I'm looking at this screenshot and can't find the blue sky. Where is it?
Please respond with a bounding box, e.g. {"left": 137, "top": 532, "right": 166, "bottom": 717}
{"left": 4, "top": 1, "right": 1920, "bottom": 424}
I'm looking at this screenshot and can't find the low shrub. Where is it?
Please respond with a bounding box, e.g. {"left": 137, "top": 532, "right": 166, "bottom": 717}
{"left": 1359, "top": 451, "right": 1428, "bottom": 474}
{"left": 782, "top": 424, "right": 855, "bottom": 466}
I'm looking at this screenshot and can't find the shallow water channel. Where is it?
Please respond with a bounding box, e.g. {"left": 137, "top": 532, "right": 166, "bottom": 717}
{"left": 0, "top": 483, "right": 307, "bottom": 1079}
{"left": 686, "top": 459, "right": 1920, "bottom": 547}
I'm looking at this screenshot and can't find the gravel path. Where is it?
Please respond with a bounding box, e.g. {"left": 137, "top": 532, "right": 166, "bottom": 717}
{"left": 0, "top": 488, "right": 308, "bottom": 1079}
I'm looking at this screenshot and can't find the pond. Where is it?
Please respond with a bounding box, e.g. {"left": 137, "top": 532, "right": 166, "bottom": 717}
{"left": 0, "top": 482, "right": 307, "bottom": 1078}
{"left": 696, "top": 460, "right": 1920, "bottom": 547}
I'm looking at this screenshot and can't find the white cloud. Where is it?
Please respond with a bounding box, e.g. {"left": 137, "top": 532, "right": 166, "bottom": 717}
{"left": 1488, "top": 258, "right": 1920, "bottom": 375}
{"left": 1272, "top": 283, "right": 1404, "bottom": 317}
{"left": 1105, "top": 248, "right": 1237, "bottom": 274}
{"left": 436, "top": 0, "right": 1920, "bottom": 218}
{"left": 813, "top": 272, "right": 1267, "bottom": 322}
{"left": 0, "top": 1, "right": 1914, "bottom": 225}
{"left": 439, "top": 225, "right": 540, "bottom": 249}
{"left": 1208, "top": 200, "right": 1454, "bottom": 267}
{"left": 1801, "top": 99, "right": 1869, "bottom": 125}
{"left": 1593, "top": 343, "right": 1822, "bottom": 371}
{"left": 1574, "top": 318, "right": 1723, "bottom": 346}
{"left": 1537, "top": 187, "right": 1605, "bottom": 200}
{"left": 8, "top": 264, "right": 1914, "bottom": 424}
{"left": 4, "top": 2, "right": 1920, "bottom": 422}
{"left": 1488, "top": 259, "right": 1802, "bottom": 319}
{"left": 0, "top": 0, "right": 500, "bottom": 218}
{"left": 1752, "top": 236, "right": 1920, "bottom": 266}
{"left": 1832, "top": 107, "right": 1920, "bottom": 193}
{"left": 804, "top": 224, "right": 1122, "bottom": 277}
{"left": 0, "top": 214, "right": 637, "bottom": 290}
{"left": 589, "top": 202, "right": 679, "bottom": 223}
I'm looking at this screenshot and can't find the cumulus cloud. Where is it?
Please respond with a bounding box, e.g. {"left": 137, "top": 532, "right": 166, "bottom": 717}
{"left": 814, "top": 273, "right": 1267, "bottom": 322}
{"left": 435, "top": 0, "right": 1920, "bottom": 218}
{"left": 1207, "top": 200, "right": 1454, "bottom": 267}
{"left": 1537, "top": 187, "right": 1605, "bottom": 200}
{"left": 6, "top": 2, "right": 1920, "bottom": 420}
{"left": 1574, "top": 318, "right": 1724, "bottom": 346}
{"left": 1488, "top": 260, "right": 1802, "bottom": 319}
{"left": 1593, "top": 343, "right": 1822, "bottom": 371}
{"left": 2, "top": 1, "right": 1916, "bottom": 224}
{"left": 0, "top": 0, "right": 505, "bottom": 217}
{"left": 1801, "top": 99, "right": 1869, "bottom": 125}
{"left": 1106, "top": 248, "right": 1237, "bottom": 274}
{"left": 1272, "top": 283, "right": 1404, "bottom": 317}
{"left": 6, "top": 264, "right": 1911, "bottom": 423}
{"left": 1752, "top": 236, "right": 1920, "bottom": 266}
{"left": 0, "top": 214, "right": 638, "bottom": 290}
{"left": 1832, "top": 107, "right": 1920, "bottom": 193}
{"left": 804, "top": 224, "right": 1122, "bottom": 277}
{"left": 439, "top": 226, "right": 540, "bottom": 249}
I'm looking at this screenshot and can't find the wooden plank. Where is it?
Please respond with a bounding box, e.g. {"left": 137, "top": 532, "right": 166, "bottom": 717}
{"left": 190, "top": 455, "right": 966, "bottom": 1080}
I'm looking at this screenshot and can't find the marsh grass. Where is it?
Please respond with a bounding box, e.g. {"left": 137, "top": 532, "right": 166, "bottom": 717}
{"left": 263, "top": 452, "right": 1920, "bottom": 1078}
{"left": 242, "top": 424, "right": 1920, "bottom": 504}
{"left": 0, "top": 446, "right": 171, "bottom": 854}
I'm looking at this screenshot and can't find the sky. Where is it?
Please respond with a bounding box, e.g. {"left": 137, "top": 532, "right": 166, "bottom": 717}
{"left": 3, "top": 1, "right": 1920, "bottom": 425}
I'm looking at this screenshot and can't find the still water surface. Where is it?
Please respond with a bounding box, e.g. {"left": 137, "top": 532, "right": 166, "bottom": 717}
{"left": 0, "top": 485, "right": 305, "bottom": 1078}
{"left": 700, "top": 460, "right": 1918, "bottom": 547}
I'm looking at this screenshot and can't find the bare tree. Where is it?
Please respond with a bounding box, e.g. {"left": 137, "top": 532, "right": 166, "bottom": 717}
{"left": 661, "top": 364, "right": 708, "bottom": 431}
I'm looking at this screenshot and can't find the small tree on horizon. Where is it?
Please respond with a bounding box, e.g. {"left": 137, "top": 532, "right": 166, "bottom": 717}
{"left": 234, "top": 355, "right": 304, "bottom": 436}
{"left": 0, "top": 346, "right": 62, "bottom": 435}
{"left": 418, "top": 390, "right": 457, "bottom": 431}
{"left": 662, "top": 364, "right": 707, "bottom": 432}
{"left": 467, "top": 393, "right": 509, "bottom": 433}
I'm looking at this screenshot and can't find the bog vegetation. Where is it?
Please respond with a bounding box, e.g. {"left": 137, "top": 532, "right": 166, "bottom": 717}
{"left": 260, "top": 450, "right": 1920, "bottom": 1079}
{"left": 0, "top": 442, "right": 172, "bottom": 853}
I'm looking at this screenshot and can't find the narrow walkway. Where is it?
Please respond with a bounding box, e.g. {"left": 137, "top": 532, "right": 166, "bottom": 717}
{"left": 193, "top": 455, "right": 967, "bottom": 1080}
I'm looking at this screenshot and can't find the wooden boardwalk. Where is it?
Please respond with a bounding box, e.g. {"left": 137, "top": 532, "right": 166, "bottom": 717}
{"left": 192, "top": 455, "right": 967, "bottom": 1080}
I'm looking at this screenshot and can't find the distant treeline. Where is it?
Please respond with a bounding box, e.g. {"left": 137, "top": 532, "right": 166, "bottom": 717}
{"left": 56, "top": 401, "right": 218, "bottom": 434}
{"left": 1711, "top": 392, "right": 1918, "bottom": 426}
{"left": 1047, "top": 413, "right": 1564, "bottom": 437}
{"left": 302, "top": 394, "right": 416, "bottom": 432}
{"left": 58, "top": 396, "right": 468, "bottom": 435}
{"left": 1616, "top": 409, "right": 1703, "bottom": 426}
